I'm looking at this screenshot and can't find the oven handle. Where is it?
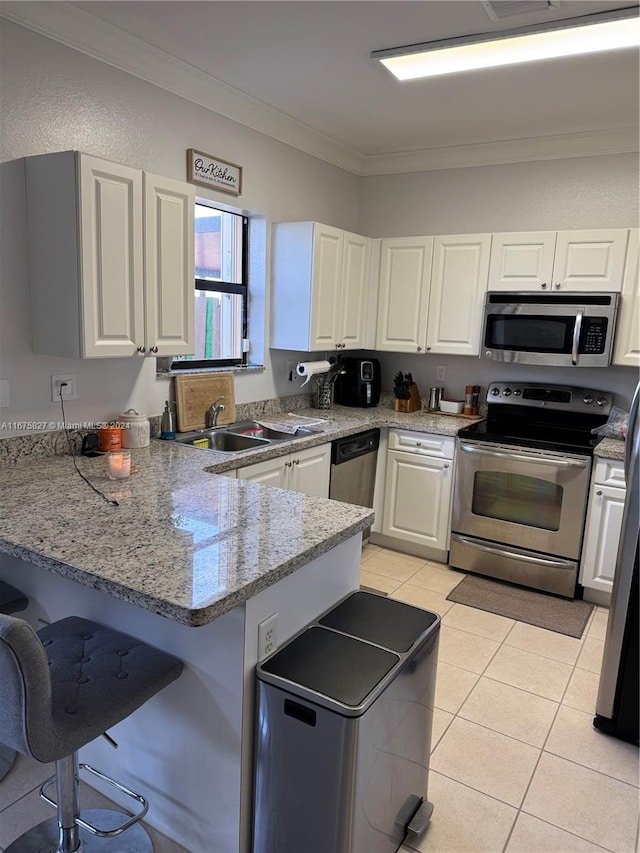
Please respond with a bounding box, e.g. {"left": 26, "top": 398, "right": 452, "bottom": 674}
{"left": 452, "top": 535, "right": 576, "bottom": 569}
{"left": 458, "top": 443, "right": 589, "bottom": 469}
{"left": 571, "top": 311, "right": 583, "bottom": 366}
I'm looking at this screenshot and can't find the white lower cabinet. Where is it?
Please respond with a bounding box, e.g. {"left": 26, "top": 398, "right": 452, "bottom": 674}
{"left": 580, "top": 458, "right": 627, "bottom": 598}
{"left": 237, "top": 444, "right": 330, "bottom": 498}
{"left": 382, "top": 430, "right": 455, "bottom": 552}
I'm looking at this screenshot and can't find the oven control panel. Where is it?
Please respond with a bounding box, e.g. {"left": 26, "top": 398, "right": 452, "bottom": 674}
{"left": 487, "top": 383, "right": 612, "bottom": 414}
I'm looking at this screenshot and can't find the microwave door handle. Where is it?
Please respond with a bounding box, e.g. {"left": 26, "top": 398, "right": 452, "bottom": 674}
{"left": 458, "top": 443, "right": 588, "bottom": 469}
{"left": 571, "top": 311, "right": 583, "bottom": 365}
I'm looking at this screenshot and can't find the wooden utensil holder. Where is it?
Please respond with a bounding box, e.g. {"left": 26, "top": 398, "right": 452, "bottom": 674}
{"left": 394, "top": 383, "right": 422, "bottom": 413}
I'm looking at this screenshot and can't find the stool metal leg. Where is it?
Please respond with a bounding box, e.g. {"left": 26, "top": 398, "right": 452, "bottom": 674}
{"left": 4, "top": 753, "right": 153, "bottom": 853}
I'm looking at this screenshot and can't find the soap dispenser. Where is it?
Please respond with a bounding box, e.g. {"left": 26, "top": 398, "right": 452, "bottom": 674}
{"left": 160, "top": 401, "right": 176, "bottom": 440}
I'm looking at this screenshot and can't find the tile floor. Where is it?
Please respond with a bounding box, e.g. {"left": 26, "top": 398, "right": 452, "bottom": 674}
{"left": 1, "top": 545, "right": 638, "bottom": 853}
{"left": 362, "top": 544, "right": 640, "bottom": 853}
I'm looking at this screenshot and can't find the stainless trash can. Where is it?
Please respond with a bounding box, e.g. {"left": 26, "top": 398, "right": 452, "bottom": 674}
{"left": 253, "top": 591, "right": 439, "bottom": 853}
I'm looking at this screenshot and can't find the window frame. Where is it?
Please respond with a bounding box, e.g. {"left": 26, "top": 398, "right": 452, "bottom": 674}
{"left": 172, "top": 209, "right": 249, "bottom": 370}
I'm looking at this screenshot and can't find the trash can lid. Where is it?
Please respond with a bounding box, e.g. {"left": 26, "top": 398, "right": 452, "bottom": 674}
{"left": 319, "top": 591, "right": 438, "bottom": 653}
{"left": 259, "top": 626, "right": 399, "bottom": 709}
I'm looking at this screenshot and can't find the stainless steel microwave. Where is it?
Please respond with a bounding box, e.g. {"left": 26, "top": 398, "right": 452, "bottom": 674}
{"left": 481, "top": 292, "right": 619, "bottom": 367}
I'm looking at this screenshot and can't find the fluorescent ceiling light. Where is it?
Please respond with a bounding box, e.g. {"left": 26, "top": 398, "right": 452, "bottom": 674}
{"left": 372, "top": 8, "right": 640, "bottom": 80}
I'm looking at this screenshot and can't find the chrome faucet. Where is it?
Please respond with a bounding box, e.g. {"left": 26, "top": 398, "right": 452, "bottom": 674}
{"left": 206, "top": 396, "right": 226, "bottom": 428}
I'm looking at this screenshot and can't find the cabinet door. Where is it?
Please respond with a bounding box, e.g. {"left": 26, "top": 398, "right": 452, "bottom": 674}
{"left": 237, "top": 457, "right": 287, "bottom": 488}
{"left": 144, "top": 173, "right": 195, "bottom": 357}
{"left": 613, "top": 228, "right": 639, "bottom": 366}
{"left": 553, "top": 229, "right": 629, "bottom": 291}
{"left": 382, "top": 450, "right": 452, "bottom": 549}
{"left": 338, "top": 232, "right": 370, "bottom": 349}
{"left": 580, "top": 485, "right": 626, "bottom": 594}
{"left": 488, "top": 232, "right": 556, "bottom": 291}
{"left": 310, "top": 224, "right": 343, "bottom": 350}
{"left": 290, "top": 444, "right": 331, "bottom": 498}
{"left": 376, "top": 237, "right": 432, "bottom": 353}
{"left": 427, "top": 234, "right": 491, "bottom": 355}
{"left": 79, "top": 155, "right": 145, "bottom": 357}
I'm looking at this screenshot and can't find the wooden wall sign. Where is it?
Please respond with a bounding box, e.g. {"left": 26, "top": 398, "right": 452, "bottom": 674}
{"left": 187, "top": 149, "right": 242, "bottom": 196}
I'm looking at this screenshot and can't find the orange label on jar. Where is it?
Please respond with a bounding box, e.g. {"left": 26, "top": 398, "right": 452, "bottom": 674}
{"left": 98, "top": 427, "right": 122, "bottom": 452}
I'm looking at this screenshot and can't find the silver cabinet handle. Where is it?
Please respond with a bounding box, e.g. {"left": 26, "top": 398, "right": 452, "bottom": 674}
{"left": 554, "top": 282, "right": 561, "bottom": 289}
{"left": 150, "top": 346, "right": 159, "bottom": 353}
{"left": 292, "top": 458, "right": 299, "bottom": 465}
{"left": 443, "top": 463, "right": 450, "bottom": 469}
{"left": 137, "top": 345, "right": 146, "bottom": 353}
{"left": 541, "top": 282, "right": 547, "bottom": 289}
{"left": 596, "top": 490, "right": 603, "bottom": 496}
{"left": 417, "top": 346, "right": 422, "bottom": 352}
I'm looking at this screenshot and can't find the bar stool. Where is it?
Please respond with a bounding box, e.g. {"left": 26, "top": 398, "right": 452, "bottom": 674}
{"left": 0, "top": 580, "right": 28, "bottom": 782}
{"left": 0, "top": 612, "right": 183, "bottom": 853}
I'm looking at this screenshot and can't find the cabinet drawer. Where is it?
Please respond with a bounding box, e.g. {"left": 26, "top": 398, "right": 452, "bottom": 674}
{"left": 388, "top": 429, "right": 455, "bottom": 459}
{"left": 593, "top": 458, "right": 626, "bottom": 488}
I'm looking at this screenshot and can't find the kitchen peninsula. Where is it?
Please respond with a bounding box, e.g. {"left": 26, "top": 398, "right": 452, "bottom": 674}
{"left": 0, "top": 439, "right": 373, "bottom": 852}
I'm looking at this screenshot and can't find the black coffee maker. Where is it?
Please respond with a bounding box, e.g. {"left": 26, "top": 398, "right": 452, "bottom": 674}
{"left": 333, "top": 358, "right": 381, "bottom": 408}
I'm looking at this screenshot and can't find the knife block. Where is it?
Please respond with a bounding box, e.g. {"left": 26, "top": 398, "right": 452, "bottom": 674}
{"left": 393, "top": 383, "right": 422, "bottom": 413}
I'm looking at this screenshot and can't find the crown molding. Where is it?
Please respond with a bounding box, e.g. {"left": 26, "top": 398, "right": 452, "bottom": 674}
{"left": 360, "top": 127, "right": 640, "bottom": 175}
{"left": 2, "top": 3, "right": 637, "bottom": 178}
{"left": 0, "top": 2, "right": 365, "bottom": 175}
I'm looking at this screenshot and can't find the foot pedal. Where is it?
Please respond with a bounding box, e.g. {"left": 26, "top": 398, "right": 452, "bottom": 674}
{"left": 405, "top": 799, "right": 434, "bottom": 841}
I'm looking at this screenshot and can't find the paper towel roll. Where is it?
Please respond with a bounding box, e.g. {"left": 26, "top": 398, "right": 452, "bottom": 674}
{"left": 296, "top": 360, "right": 331, "bottom": 386}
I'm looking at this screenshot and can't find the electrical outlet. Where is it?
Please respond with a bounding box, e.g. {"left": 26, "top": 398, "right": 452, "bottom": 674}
{"left": 51, "top": 374, "right": 78, "bottom": 402}
{"left": 287, "top": 361, "right": 295, "bottom": 382}
{"left": 436, "top": 365, "right": 447, "bottom": 382}
{"left": 258, "top": 612, "right": 278, "bottom": 661}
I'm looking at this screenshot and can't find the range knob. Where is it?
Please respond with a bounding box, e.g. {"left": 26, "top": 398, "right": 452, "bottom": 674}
{"left": 596, "top": 397, "right": 608, "bottom": 407}
{"left": 513, "top": 389, "right": 522, "bottom": 396}
{"left": 503, "top": 388, "right": 512, "bottom": 396}
{"left": 491, "top": 387, "right": 501, "bottom": 396}
{"left": 582, "top": 394, "right": 594, "bottom": 405}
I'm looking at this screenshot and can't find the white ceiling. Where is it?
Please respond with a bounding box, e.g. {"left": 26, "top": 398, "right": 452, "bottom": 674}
{"left": 3, "top": 0, "right": 639, "bottom": 173}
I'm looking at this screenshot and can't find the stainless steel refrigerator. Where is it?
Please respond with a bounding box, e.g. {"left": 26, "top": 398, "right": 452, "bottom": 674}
{"left": 594, "top": 381, "right": 639, "bottom": 745}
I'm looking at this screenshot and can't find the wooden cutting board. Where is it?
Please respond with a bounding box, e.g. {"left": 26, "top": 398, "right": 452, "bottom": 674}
{"left": 174, "top": 373, "right": 236, "bottom": 432}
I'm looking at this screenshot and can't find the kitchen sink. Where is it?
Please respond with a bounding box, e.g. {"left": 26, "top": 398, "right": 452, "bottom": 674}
{"left": 174, "top": 430, "right": 270, "bottom": 452}
{"left": 225, "top": 420, "right": 321, "bottom": 441}
{"left": 172, "top": 420, "right": 322, "bottom": 453}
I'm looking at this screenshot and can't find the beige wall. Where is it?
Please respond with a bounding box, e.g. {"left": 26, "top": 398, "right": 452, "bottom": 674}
{"left": 1, "top": 19, "right": 638, "bottom": 432}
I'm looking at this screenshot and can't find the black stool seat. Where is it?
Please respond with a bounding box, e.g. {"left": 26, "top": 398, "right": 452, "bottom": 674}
{"left": 0, "top": 580, "right": 28, "bottom": 615}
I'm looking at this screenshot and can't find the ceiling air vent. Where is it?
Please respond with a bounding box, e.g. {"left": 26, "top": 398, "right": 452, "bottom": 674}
{"left": 480, "top": 1, "right": 561, "bottom": 21}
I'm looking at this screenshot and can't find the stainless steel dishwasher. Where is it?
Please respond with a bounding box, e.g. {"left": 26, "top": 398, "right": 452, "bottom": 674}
{"left": 330, "top": 429, "right": 380, "bottom": 541}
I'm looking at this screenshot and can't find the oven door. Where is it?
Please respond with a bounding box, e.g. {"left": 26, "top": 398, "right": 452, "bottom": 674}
{"left": 452, "top": 440, "right": 591, "bottom": 559}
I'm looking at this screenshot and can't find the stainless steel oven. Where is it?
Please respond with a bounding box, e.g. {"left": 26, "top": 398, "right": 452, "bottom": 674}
{"left": 451, "top": 382, "right": 612, "bottom": 598}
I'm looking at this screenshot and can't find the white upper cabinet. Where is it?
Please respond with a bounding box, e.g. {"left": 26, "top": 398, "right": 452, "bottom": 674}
{"left": 26, "top": 151, "right": 195, "bottom": 358}
{"left": 488, "top": 231, "right": 556, "bottom": 291}
{"left": 612, "top": 228, "right": 639, "bottom": 367}
{"left": 376, "top": 237, "right": 433, "bottom": 353}
{"left": 270, "top": 222, "right": 371, "bottom": 351}
{"left": 489, "top": 229, "right": 629, "bottom": 293}
{"left": 426, "top": 234, "right": 491, "bottom": 356}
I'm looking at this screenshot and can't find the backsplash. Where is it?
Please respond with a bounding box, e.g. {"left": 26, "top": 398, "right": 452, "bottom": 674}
{"left": 0, "top": 394, "right": 314, "bottom": 463}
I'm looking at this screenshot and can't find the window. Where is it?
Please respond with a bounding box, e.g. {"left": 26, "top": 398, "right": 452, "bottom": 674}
{"left": 172, "top": 203, "right": 248, "bottom": 369}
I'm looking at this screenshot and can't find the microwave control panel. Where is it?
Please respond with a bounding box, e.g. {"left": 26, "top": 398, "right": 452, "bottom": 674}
{"left": 580, "top": 318, "right": 608, "bottom": 354}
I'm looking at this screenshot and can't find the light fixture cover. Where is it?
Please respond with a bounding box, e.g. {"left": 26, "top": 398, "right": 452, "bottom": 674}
{"left": 373, "top": 7, "right": 640, "bottom": 80}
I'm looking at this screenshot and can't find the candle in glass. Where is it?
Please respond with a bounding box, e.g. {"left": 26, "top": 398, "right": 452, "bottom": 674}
{"left": 107, "top": 450, "right": 131, "bottom": 479}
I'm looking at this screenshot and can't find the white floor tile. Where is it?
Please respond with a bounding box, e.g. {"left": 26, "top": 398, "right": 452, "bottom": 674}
{"left": 437, "top": 625, "right": 500, "bottom": 675}
{"left": 459, "top": 677, "right": 559, "bottom": 748}
{"left": 506, "top": 812, "right": 611, "bottom": 852}
{"left": 431, "top": 717, "right": 540, "bottom": 808}
{"left": 562, "top": 667, "right": 601, "bottom": 714}
{"left": 412, "top": 772, "right": 517, "bottom": 853}
{"left": 434, "top": 662, "right": 480, "bottom": 714}
{"left": 576, "top": 636, "right": 605, "bottom": 674}
{"left": 587, "top": 608, "right": 609, "bottom": 641}
{"left": 545, "top": 705, "right": 640, "bottom": 786}
{"left": 0, "top": 755, "right": 52, "bottom": 814}
{"left": 407, "top": 563, "right": 465, "bottom": 596}
{"left": 442, "top": 603, "right": 515, "bottom": 642}
{"left": 364, "top": 551, "right": 425, "bottom": 582}
{"left": 484, "top": 644, "right": 573, "bottom": 701}
{"left": 504, "top": 621, "right": 583, "bottom": 665}
{"left": 391, "top": 584, "right": 454, "bottom": 617}
{"left": 523, "top": 752, "right": 639, "bottom": 853}
{"left": 359, "top": 569, "right": 400, "bottom": 595}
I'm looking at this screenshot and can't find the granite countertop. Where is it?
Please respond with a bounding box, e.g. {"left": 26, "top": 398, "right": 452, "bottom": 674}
{"left": 0, "top": 403, "right": 625, "bottom": 628}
